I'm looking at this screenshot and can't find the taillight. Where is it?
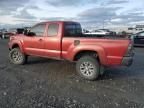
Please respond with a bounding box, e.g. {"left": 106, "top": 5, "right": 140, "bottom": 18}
{"left": 125, "top": 40, "right": 134, "bottom": 56}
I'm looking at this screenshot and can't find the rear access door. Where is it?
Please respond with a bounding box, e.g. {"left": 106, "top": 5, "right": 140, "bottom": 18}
{"left": 44, "top": 23, "right": 62, "bottom": 59}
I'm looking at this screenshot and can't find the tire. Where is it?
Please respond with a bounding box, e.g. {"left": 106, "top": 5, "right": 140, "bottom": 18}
{"left": 76, "top": 56, "right": 100, "bottom": 81}
{"left": 9, "top": 48, "right": 27, "bottom": 65}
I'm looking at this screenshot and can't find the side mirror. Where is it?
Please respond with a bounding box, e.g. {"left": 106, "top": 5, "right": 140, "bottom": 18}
{"left": 24, "top": 29, "right": 28, "bottom": 35}
{"left": 27, "top": 32, "right": 36, "bottom": 36}
{"left": 24, "top": 29, "right": 35, "bottom": 36}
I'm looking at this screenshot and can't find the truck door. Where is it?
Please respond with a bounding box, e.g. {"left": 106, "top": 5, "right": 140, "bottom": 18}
{"left": 44, "top": 23, "right": 62, "bottom": 59}
{"left": 24, "top": 24, "right": 46, "bottom": 56}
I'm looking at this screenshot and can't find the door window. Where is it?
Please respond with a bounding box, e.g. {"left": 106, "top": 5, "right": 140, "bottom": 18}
{"left": 48, "top": 24, "right": 59, "bottom": 36}
{"left": 31, "top": 24, "right": 46, "bottom": 36}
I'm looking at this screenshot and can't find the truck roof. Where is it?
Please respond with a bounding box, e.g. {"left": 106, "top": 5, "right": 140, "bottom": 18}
{"left": 38, "top": 21, "right": 79, "bottom": 25}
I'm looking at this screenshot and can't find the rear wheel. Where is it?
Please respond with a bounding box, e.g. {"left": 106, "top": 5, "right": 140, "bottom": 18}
{"left": 9, "top": 48, "right": 27, "bottom": 65}
{"left": 76, "top": 56, "right": 100, "bottom": 80}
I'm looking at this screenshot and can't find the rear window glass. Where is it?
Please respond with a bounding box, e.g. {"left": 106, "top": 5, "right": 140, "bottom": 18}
{"left": 64, "top": 23, "right": 82, "bottom": 37}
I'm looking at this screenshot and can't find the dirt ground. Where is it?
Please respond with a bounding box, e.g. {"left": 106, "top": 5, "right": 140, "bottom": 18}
{"left": 0, "top": 39, "right": 144, "bottom": 108}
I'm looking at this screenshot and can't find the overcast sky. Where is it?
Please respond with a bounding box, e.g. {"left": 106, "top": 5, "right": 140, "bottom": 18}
{"left": 0, "top": 0, "right": 144, "bottom": 28}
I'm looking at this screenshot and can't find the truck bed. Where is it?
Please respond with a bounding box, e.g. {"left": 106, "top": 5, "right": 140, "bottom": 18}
{"left": 67, "top": 34, "right": 130, "bottom": 40}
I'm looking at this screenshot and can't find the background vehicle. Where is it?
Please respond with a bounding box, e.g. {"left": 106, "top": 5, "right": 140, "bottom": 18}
{"left": 99, "top": 29, "right": 116, "bottom": 35}
{"left": 84, "top": 29, "right": 117, "bottom": 36}
{"left": 131, "top": 31, "right": 144, "bottom": 47}
{"left": 0, "top": 29, "right": 7, "bottom": 39}
{"left": 8, "top": 21, "right": 134, "bottom": 81}
{"left": 82, "top": 29, "right": 90, "bottom": 34}
{"left": 0, "top": 30, "right": 2, "bottom": 38}
{"left": 0, "top": 28, "right": 26, "bottom": 39}
{"left": 85, "top": 29, "right": 110, "bottom": 35}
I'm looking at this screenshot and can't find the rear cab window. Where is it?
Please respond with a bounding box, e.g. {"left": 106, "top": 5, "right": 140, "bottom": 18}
{"left": 64, "top": 22, "right": 82, "bottom": 37}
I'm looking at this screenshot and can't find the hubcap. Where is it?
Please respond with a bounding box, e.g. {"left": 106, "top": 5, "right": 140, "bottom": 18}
{"left": 80, "top": 62, "right": 95, "bottom": 77}
{"left": 11, "top": 50, "right": 22, "bottom": 62}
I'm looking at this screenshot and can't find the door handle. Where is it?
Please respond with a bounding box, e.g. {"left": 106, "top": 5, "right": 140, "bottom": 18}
{"left": 39, "top": 39, "right": 43, "bottom": 41}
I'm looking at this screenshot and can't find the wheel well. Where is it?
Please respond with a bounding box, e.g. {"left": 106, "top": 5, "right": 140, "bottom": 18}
{"left": 12, "top": 44, "right": 19, "bottom": 49}
{"left": 74, "top": 50, "right": 100, "bottom": 61}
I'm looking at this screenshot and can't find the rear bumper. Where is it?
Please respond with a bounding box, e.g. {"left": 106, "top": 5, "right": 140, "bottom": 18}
{"left": 122, "top": 56, "right": 133, "bottom": 66}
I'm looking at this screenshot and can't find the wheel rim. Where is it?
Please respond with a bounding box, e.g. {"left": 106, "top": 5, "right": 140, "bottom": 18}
{"left": 11, "top": 50, "right": 22, "bottom": 62}
{"left": 80, "top": 61, "right": 95, "bottom": 77}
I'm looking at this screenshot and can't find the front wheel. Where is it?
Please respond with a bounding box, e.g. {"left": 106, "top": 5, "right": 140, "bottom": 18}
{"left": 76, "top": 56, "right": 100, "bottom": 81}
{"left": 9, "top": 48, "right": 27, "bottom": 65}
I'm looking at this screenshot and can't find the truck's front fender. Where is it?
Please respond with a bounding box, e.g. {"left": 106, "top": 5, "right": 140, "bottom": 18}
{"left": 9, "top": 40, "right": 24, "bottom": 53}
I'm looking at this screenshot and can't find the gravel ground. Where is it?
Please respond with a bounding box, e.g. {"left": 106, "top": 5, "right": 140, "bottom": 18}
{"left": 0, "top": 39, "right": 144, "bottom": 108}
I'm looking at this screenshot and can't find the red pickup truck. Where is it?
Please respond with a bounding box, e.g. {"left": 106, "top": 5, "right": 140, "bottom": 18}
{"left": 8, "top": 21, "right": 134, "bottom": 80}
